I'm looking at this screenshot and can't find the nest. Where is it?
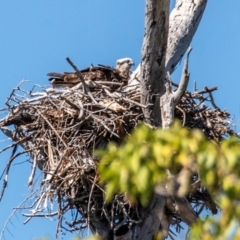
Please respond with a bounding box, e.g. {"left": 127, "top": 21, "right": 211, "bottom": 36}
{"left": 0, "top": 62, "right": 235, "bottom": 238}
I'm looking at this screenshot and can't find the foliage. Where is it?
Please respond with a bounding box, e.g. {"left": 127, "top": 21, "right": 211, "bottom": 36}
{"left": 98, "top": 121, "right": 240, "bottom": 239}
{"left": 34, "top": 237, "right": 51, "bottom": 240}
{"left": 72, "top": 236, "right": 99, "bottom": 240}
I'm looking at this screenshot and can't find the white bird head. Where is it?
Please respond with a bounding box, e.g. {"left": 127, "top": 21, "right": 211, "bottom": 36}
{"left": 116, "top": 58, "right": 134, "bottom": 78}
{"left": 116, "top": 58, "right": 134, "bottom": 67}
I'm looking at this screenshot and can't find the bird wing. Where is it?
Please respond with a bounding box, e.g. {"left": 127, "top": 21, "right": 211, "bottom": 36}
{"left": 47, "top": 65, "right": 125, "bottom": 88}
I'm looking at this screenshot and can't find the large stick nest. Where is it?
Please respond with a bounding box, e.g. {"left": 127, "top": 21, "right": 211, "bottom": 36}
{"left": 0, "top": 63, "right": 235, "bottom": 238}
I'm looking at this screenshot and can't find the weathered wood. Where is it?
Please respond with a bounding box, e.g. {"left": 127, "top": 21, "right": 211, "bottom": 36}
{"left": 166, "top": 0, "right": 207, "bottom": 74}
{"left": 140, "top": 0, "right": 170, "bottom": 126}
{"left": 127, "top": 0, "right": 207, "bottom": 91}
{"left": 160, "top": 48, "right": 191, "bottom": 129}
{"left": 0, "top": 127, "right": 47, "bottom": 171}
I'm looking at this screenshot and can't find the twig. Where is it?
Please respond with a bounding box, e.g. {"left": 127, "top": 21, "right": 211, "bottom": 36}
{"left": 0, "top": 144, "right": 18, "bottom": 201}
{"left": 22, "top": 211, "right": 58, "bottom": 218}
{"left": 0, "top": 189, "right": 39, "bottom": 239}
{"left": 193, "top": 86, "right": 218, "bottom": 95}
{"left": 66, "top": 57, "right": 98, "bottom": 104}
{"left": 176, "top": 106, "right": 186, "bottom": 126}
{"left": 23, "top": 187, "right": 49, "bottom": 224}
{"left": 204, "top": 86, "right": 219, "bottom": 109}
{"left": 91, "top": 114, "right": 120, "bottom": 138}
{"left": 34, "top": 108, "right": 68, "bottom": 149}
{"left": 28, "top": 155, "right": 37, "bottom": 187}
{"left": 87, "top": 175, "right": 97, "bottom": 236}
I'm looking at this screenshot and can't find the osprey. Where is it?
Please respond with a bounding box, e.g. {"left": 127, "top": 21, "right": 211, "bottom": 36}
{"left": 48, "top": 58, "right": 134, "bottom": 88}
{"left": 116, "top": 58, "right": 134, "bottom": 79}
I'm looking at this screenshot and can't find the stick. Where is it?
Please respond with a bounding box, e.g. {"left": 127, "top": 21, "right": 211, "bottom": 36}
{"left": 66, "top": 57, "right": 98, "bottom": 104}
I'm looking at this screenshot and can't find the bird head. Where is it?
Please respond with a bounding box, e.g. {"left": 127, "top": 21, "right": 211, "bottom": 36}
{"left": 116, "top": 58, "right": 134, "bottom": 69}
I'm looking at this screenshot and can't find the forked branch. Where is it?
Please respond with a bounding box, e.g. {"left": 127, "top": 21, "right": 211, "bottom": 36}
{"left": 160, "top": 48, "right": 192, "bottom": 129}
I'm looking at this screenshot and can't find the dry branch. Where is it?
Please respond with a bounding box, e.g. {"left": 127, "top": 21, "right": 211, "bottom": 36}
{"left": 160, "top": 48, "right": 192, "bottom": 129}
{"left": 166, "top": 0, "right": 208, "bottom": 74}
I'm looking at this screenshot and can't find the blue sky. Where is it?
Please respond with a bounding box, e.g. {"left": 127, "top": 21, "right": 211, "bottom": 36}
{"left": 0, "top": 1, "right": 240, "bottom": 239}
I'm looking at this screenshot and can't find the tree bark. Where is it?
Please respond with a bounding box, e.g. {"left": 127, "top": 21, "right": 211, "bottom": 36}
{"left": 140, "top": 0, "right": 170, "bottom": 126}
{"left": 165, "top": 0, "right": 207, "bottom": 74}
{"left": 132, "top": 194, "right": 166, "bottom": 240}
{"left": 127, "top": 0, "right": 207, "bottom": 91}
{"left": 160, "top": 48, "right": 191, "bottom": 129}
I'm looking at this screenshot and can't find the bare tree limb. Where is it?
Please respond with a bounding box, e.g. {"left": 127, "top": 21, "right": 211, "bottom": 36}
{"left": 160, "top": 48, "right": 191, "bottom": 129}
{"left": 173, "top": 47, "right": 192, "bottom": 103}
{"left": 166, "top": 0, "right": 207, "bottom": 74}
{"left": 0, "top": 127, "right": 47, "bottom": 171}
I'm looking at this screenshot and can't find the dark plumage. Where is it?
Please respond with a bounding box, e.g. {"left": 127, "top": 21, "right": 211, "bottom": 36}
{"left": 47, "top": 65, "right": 127, "bottom": 88}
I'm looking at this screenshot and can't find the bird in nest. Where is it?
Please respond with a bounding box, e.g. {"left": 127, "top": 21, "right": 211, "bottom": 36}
{"left": 47, "top": 58, "right": 134, "bottom": 88}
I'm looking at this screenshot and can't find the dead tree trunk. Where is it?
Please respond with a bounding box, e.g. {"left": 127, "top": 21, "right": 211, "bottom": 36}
{"left": 140, "top": 0, "right": 169, "bottom": 126}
